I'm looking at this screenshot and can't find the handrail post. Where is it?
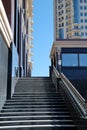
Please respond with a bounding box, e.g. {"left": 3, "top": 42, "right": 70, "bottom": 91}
{"left": 49, "top": 66, "right": 53, "bottom": 78}
{"left": 57, "top": 77, "right": 61, "bottom": 91}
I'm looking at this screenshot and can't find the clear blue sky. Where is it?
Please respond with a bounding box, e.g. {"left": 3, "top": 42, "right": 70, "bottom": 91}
{"left": 32, "top": 0, "right": 53, "bottom": 76}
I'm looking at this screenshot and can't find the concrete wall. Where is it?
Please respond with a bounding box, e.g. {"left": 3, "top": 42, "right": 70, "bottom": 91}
{"left": 0, "top": 34, "right": 8, "bottom": 110}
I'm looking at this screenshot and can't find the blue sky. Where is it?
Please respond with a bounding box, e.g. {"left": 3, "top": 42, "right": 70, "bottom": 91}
{"left": 32, "top": 0, "right": 53, "bottom": 76}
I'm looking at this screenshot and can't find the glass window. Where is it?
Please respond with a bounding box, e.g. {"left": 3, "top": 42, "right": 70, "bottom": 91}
{"left": 75, "top": 32, "right": 79, "bottom": 36}
{"left": 84, "top": 6, "right": 87, "bottom": 9}
{"left": 81, "top": 32, "right": 84, "bottom": 36}
{"left": 85, "top": 19, "right": 87, "bottom": 23}
{"left": 84, "top": 13, "right": 87, "bottom": 16}
{"left": 80, "top": 0, "right": 82, "bottom": 3}
{"left": 79, "top": 54, "right": 87, "bottom": 66}
{"left": 80, "top": 13, "right": 83, "bottom": 16}
{"left": 81, "top": 26, "right": 83, "bottom": 29}
{"left": 62, "top": 54, "right": 78, "bottom": 67}
{"left": 81, "top": 19, "right": 83, "bottom": 23}
{"left": 80, "top": 6, "right": 83, "bottom": 9}
{"left": 85, "top": 26, "right": 87, "bottom": 29}
{"left": 84, "top": 0, "right": 87, "bottom": 3}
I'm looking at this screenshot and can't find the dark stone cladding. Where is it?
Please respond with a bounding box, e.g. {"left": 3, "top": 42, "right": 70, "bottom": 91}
{"left": 70, "top": 79, "right": 87, "bottom": 101}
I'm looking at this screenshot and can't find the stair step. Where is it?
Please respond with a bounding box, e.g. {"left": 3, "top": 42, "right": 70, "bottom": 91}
{"left": 3, "top": 105, "right": 66, "bottom": 109}
{"left": 0, "top": 111, "right": 70, "bottom": 116}
{"left": 6, "top": 100, "right": 65, "bottom": 103}
{"left": 12, "top": 94, "right": 61, "bottom": 97}
{"left": 13, "top": 92, "right": 58, "bottom": 94}
{"left": 0, "top": 124, "right": 76, "bottom": 130}
{"left": 3, "top": 104, "right": 67, "bottom": 108}
{"left": 4, "top": 102, "right": 66, "bottom": 105}
{"left": 0, "top": 115, "right": 71, "bottom": 121}
{"left": 11, "top": 97, "right": 64, "bottom": 99}
{"left": 0, "top": 119, "right": 74, "bottom": 126}
{"left": 1, "top": 108, "right": 67, "bottom": 112}
{"left": 12, "top": 95, "right": 61, "bottom": 97}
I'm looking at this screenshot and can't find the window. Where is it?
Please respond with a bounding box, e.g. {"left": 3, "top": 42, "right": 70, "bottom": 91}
{"left": 80, "top": 13, "right": 83, "bottom": 16}
{"left": 80, "top": 0, "right": 83, "bottom": 3}
{"left": 84, "top": 0, "right": 87, "bottom": 3}
{"left": 84, "top": 13, "right": 87, "bottom": 16}
{"left": 62, "top": 23, "right": 64, "bottom": 27}
{"left": 81, "top": 32, "right": 84, "bottom": 36}
{"left": 85, "top": 19, "right": 87, "bottom": 23}
{"left": 74, "top": 26, "right": 79, "bottom": 29}
{"left": 75, "top": 32, "right": 79, "bottom": 36}
{"left": 81, "top": 26, "right": 83, "bottom": 29}
{"left": 85, "top": 32, "right": 87, "bottom": 35}
{"left": 79, "top": 54, "right": 87, "bottom": 66}
{"left": 81, "top": 19, "right": 83, "bottom": 23}
{"left": 80, "top": 6, "right": 83, "bottom": 9}
{"left": 62, "top": 54, "right": 78, "bottom": 67}
{"left": 85, "top": 26, "right": 87, "bottom": 29}
{"left": 84, "top": 6, "right": 87, "bottom": 10}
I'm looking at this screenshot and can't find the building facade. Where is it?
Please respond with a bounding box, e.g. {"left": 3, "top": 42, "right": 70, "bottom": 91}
{"left": 54, "top": 0, "right": 87, "bottom": 40}
{"left": 50, "top": 0, "right": 87, "bottom": 101}
{"left": 50, "top": 0, "right": 87, "bottom": 99}
{"left": 0, "top": 0, "right": 33, "bottom": 110}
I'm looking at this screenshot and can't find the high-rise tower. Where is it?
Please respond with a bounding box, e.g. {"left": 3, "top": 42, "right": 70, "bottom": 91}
{"left": 50, "top": 0, "right": 87, "bottom": 81}
{"left": 54, "top": 0, "right": 87, "bottom": 40}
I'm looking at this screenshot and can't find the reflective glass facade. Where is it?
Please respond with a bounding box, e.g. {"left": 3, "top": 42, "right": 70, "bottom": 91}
{"left": 62, "top": 54, "right": 78, "bottom": 67}
{"left": 62, "top": 53, "right": 87, "bottom": 67}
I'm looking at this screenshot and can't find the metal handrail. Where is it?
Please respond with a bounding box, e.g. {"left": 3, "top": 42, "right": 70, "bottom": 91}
{"left": 52, "top": 66, "right": 87, "bottom": 118}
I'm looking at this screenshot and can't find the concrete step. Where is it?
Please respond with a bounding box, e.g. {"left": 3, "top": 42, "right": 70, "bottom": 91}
{"left": 3, "top": 104, "right": 67, "bottom": 109}
{"left": 0, "top": 115, "right": 72, "bottom": 121}
{"left": 1, "top": 107, "right": 68, "bottom": 112}
{"left": 0, "top": 119, "right": 75, "bottom": 126}
{"left": 0, "top": 124, "right": 76, "bottom": 130}
{"left": 0, "top": 111, "right": 70, "bottom": 116}
{"left": 4, "top": 102, "right": 66, "bottom": 105}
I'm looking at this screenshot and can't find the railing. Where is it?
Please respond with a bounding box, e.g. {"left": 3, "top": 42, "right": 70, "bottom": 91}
{"left": 51, "top": 65, "right": 87, "bottom": 119}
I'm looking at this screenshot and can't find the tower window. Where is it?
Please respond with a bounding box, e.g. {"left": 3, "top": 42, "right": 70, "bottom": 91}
{"left": 81, "top": 32, "right": 84, "bottom": 36}
{"left": 62, "top": 23, "right": 64, "bottom": 27}
{"left": 85, "top": 19, "right": 87, "bottom": 23}
{"left": 84, "top": 0, "right": 87, "bottom": 3}
{"left": 81, "top": 19, "right": 83, "bottom": 23}
{"left": 80, "top": 6, "right": 83, "bottom": 9}
{"left": 80, "top": 13, "right": 83, "bottom": 16}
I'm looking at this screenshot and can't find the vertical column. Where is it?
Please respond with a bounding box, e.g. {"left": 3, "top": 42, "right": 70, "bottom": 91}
{"left": 57, "top": 47, "right": 61, "bottom": 73}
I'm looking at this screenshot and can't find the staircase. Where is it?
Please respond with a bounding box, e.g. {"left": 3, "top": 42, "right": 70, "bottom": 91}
{"left": 0, "top": 77, "right": 77, "bottom": 130}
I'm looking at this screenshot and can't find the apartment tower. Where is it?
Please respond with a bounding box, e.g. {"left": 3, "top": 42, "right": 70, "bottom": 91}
{"left": 54, "top": 0, "right": 87, "bottom": 40}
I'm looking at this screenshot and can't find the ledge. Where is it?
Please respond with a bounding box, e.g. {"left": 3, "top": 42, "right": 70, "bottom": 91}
{"left": 50, "top": 40, "right": 87, "bottom": 57}
{"left": 0, "top": 0, "right": 13, "bottom": 48}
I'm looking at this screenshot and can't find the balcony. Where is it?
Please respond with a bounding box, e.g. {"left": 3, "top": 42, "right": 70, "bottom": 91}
{"left": 30, "top": 35, "right": 34, "bottom": 40}
{"left": 31, "top": 20, "right": 34, "bottom": 24}
{"left": 30, "top": 28, "right": 34, "bottom": 32}
{"left": 29, "top": 43, "right": 34, "bottom": 48}
{"left": 28, "top": 51, "right": 33, "bottom": 56}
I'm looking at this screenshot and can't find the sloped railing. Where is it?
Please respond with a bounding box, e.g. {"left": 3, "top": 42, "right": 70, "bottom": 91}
{"left": 51, "top": 65, "right": 87, "bottom": 119}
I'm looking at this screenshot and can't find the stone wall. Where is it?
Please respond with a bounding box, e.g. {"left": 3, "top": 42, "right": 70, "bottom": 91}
{"left": 0, "top": 34, "right": 8, "bottom": 110}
